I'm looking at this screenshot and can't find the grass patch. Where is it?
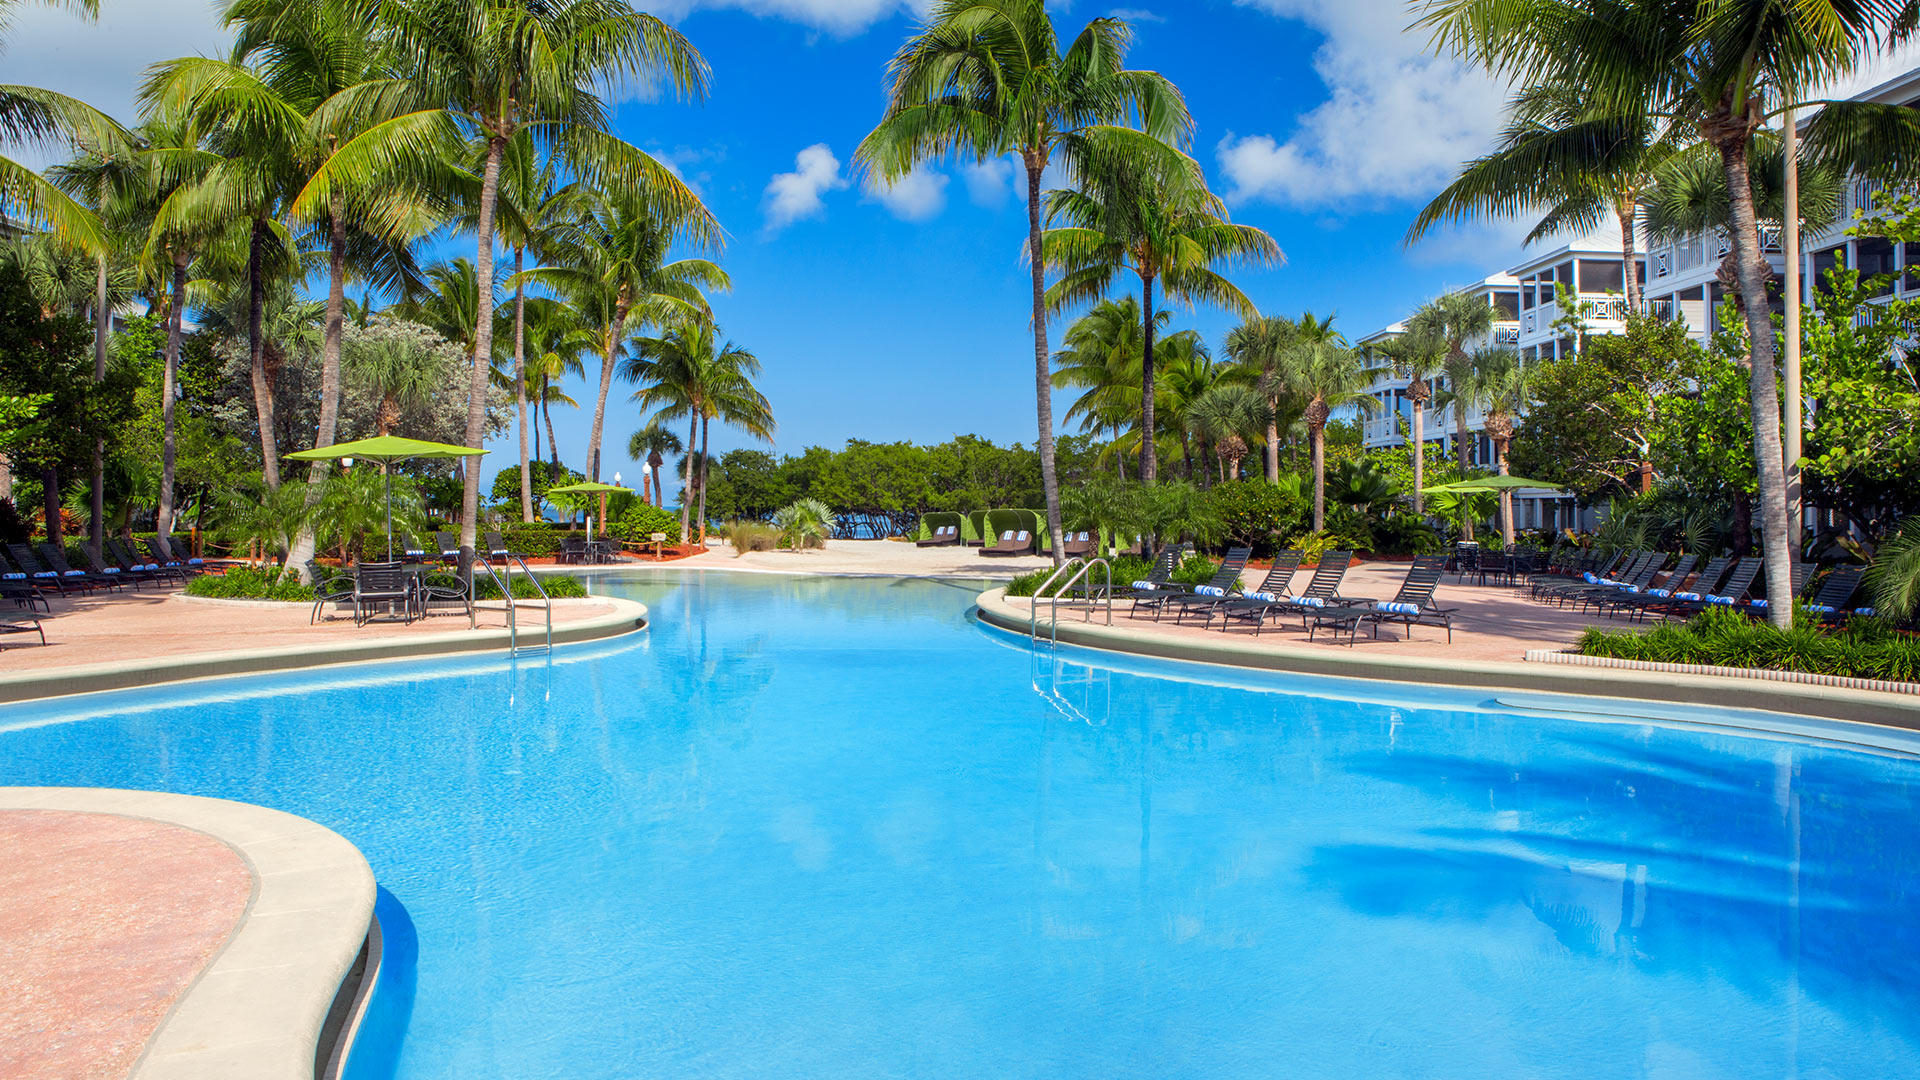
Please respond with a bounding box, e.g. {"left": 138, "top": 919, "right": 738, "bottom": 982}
{"left": 184, "top": 566, "right": 315, "bottom": 602}
{"left": 456, "top": 574, "right": 589, "bottom": 601}
{"left": 1577, "top": 604, "right": 1920, "bottom": 683}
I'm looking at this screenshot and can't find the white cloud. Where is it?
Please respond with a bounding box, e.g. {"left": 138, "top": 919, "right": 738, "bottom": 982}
{"left": 870, "top": 164, "right": 949, "bottom": 221}
{"left": 962, "top": 157, "right": 1017, "bottom": 206}
{"left": 650, "top": 0, "right": 933, "bottom": 35}
{"left": 1219, "top": 0, "right": 1507, "bottom": 208}
{"left": 763, "top": 143, "right": 848, "bottom": 231}
{"left": 1108, "top": 8, "right": 1167, "bottom": 23}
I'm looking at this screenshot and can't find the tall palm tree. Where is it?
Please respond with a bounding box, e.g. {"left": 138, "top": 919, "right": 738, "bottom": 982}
{"left": 0, "top": 1, "right": 129, "bottom": 253}
{"left": 306, "top": 0, "right": 715, "bottom": 550}
{"left": 626, "top": 319, "right": 774, "bottom": 542}
{"left": 1417, "top": 0, "right": 1909, "bottom": 626}
{"left": 1042, "top": 157, "right": 1280, "bottom": 483}
{"left": 1408, "top": 82, "right": 1685, "bottom": 314}
{"left": 1222, "top": 314, "right": 1296, "bottom": 483}
{"left": 858, "top": 1, "right": 1193, "bottom": 564}
{"left": 1405, "top": 290, "right": 1493, "bottom": 473}
{"left": 1468, "top": 349, "right": 1533, "bottom": 545}
{"left": 627, "top": 424, "right": 682, "bottom": 506}
{"left": 1185, "top": 382, "right": 1265, "bottom": 482}
{"left": 1052, "top": 296, "right": 1159, "bottom": 477}
{"left": 525, "top": 187, "right": 725, "bottom": 482}
{"left": 521, "top": 295, "right": 591, "bottom": 474}
{"left": 1285, "top": 339, "right": 1376, "bottom": 532}
{"left": 1370, "top": 327, "right": 1445, "bottom": 514}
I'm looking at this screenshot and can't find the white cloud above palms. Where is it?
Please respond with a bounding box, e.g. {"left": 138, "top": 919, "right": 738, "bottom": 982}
{"left": 870, "top": 164, "right": 950, "bottom": 221}
{"left": 764, "top": 143, "right": 849, "bottom": 231}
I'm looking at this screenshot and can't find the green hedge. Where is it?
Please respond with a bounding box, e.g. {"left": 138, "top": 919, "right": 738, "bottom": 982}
{"left": 184, "top": 566, "right": 316, "bottom": 602}
{"left": 612, "top": 503, "right": 682, "bottom": 544}
{"left": 1578, "top": 605, "right": 1920, "bottom": 683}
{"left": 967, "top": 511, "right": 989, "bottom": 544}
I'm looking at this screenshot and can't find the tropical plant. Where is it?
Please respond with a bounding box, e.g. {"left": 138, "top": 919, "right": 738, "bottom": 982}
{"left": 857, "top": 0, "right": 1194, "bottom": 563}
{"left": 1326, "top": 457, "right": 1400, "bottom": 514}
{"left": 1370, "top": 326, "right": 1445, "bottom": 514}
{"left": 1222, "top": 314, "right": 1297, "bottom": 482}
{"left": 1052, "top": 296, "right": 1157, "bottom": 476}
{"left": 1461, "top": 348, "right": 1533, "bottom": 543}
{"left": 0, "top": 0, "right": 129, "bottom": 252}
{"left": 628, "top": 423, "right": 682, "bottom": 508}
{"left": 1867, "top": 518, "right": 1920, "bottom": 624}
{"left": 1284, "top": 335, "right": 1375, "bottom": 533}
{"left": 773, "top": 496, "right": 832, "bottom": 550}
{"left": 1137, "top": 479, "right": 1224, "bottom": 547}
{"left": 520, "top": 295, "right": 591, "bottom": 471}
{"left": 1405, "top": 290, "right": 1493, "bottom": 474}
{"left": 345, "top": 332, "right": 441, "bottom": 437}
{"left": 626, "top": 319, "right": 775, "bottom": 542}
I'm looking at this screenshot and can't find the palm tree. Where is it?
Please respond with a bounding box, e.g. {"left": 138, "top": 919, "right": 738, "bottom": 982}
{"left": 1052, "top": 297, "right": 1159, "bottom": 477}
{"left": 857, "top": 0, "right": 1193, "bottom": 564}
{"left": 626, "top": 319, "right": 775, "bottom": 542}
{"left": 346, "top": 333, "right": 441, "bottom": 436}
{"left": 1468, "top": 349, "right": 1533, "bottom": 545}
{"left": 1152, "top": 333, "right": 1239, "bottom": 482}
{"left": 627, "top": 424, "right": 682, "bottom": 507}
{"left": 1185, "top": 382, "right": 1265, "bottom": 482}
{"left": 306, "top": 0, "right": 715, "bottom": 550}
{"left": 1404, "top": 290, "right": 1493, "bottom": 473}
{"left": 1417, "top": 0, "right": 1910, "bottom": 626}
{"left": 1408, "top": 82, "right": 1685, "bottom": 314}
{"left": 1284, "top": 338, "right": 1376, "bottom": 532}
{"left": 1222, "top": 314, "right": 1297, "bottom": 483}
{"left": 1640, "top": 137, "right": 1843, "bottom": 260}
{"left": 0, "top": 0, "right": 129, "bottom": 253}
{"left": 1042, "top": 157, "right": 1280, "bottom": 483}
{"left": 1370, "top": 328, "right": 1445, "bottom": 514}
{"left": 521, "top": 295, "right": 591, "bottom": 473}
{"left": 525, "top": 187, "right": 726, "bottom": 482}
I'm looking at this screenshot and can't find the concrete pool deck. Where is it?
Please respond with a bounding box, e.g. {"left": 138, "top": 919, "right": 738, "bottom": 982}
{"left": 0, "top": 788, "right": 375, "bottom": 1080}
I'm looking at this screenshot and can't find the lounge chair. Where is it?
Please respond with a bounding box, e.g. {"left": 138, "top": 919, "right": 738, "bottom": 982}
{"left": 1136, "top": 547, "right": 1252, "bottom": 622}
{"left": 8, "top": 544, "right": 95, "bottom": 594}
{"left": 0, "top": 600, "right": 44, "bottom": 647}
{"left": 1531, "top": 550, "right": 1635, "bottom": 601}
{"left": 397, "top": 532, "right": 430, "bottom": 560}
{"left": 352, "top": 561, "right": 417, "bottom": 625}
{"left": 0, "top": 553, "right": 50, "bottom": 613}
{"left": 916, "top": 524, "right": 961, "bottom": 548}
{"left": 1646, "top": 556, "right": 1763, "bottom": 620}
{"left": 1307, "top": 556, "right": 1457, "bottom": 645}
{"left": 1062, "top": 531, "right": 1096, "bottom": 558}
{"left": 1538, "top": 551, "right": 1655, "bottom": 607}
{"left": 1585, "top": 553, "right": 1697, "bottom": 617}
{"left": 307, "top": 560, "right": 355, "bottom": 624}
{"left": 1171, "top": 550, "right": 1302, "bottom": 626}
{"left": 1118, "top": 545, "right": 1191, "bottom": 612}
{"left": 419, "top": 547, "right": 476, "bottom": 622}
{"left": 83, "top": 543, "right": 163, "bottom": 590}
{"left": 1610, "top": 555, "right": 1727, "bottom": 622}
{"left": 1214, "top": 551, "right": 1356, "bottom": 634}
{"left": 38, "top": 543, "right": 121, "bottom": 592}
{"left": 1741, "top": 560, "right": 1816, "bottom": 620}
{"left": 434, "top": 530, "right": 461, "bottom": 565}
{"left": 1803, "top": 566, "right": 1866, "bottom": 625}
{"left": 981, "top": 529, "right": 1035, "bottom": 557}
{"left": 485, "top": 531, "right": 514, "bottom": 565}
{"left": 141, "top": 538, "right": 205, "bottom": 578}
{"left": 109, "top": 538, "right": 183, "bottom": 585}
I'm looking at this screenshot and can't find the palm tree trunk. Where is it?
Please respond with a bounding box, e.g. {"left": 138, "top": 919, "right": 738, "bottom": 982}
{"left": 156, "top": 256, "right": 187, "bottom": 562}
{"left": 1024, "top": 154, "right": 1065, "bottom": 566}
{"left": 513, "top": 247, "right": 532, "bottom": 522}
{"left": 460, "top": 135, "right": 506, "bottom": 552}
{"left": 1311, "top": 421, "right": 1326, "bottom": 532}
{"left": 696, "top": 414, "right": 711, "bottom": 543}
{"left": 651, "top": 456, "right": 663, "bottom": 509}
{"left": 1618, "top": 203, "right": 1643, "bottom": 315}
{"left": 1410, "top": 392, "right": 1426, "bottom": 515}
{"left": 286, "top": 203, "right": 349, "bottom": 580}
{"left": 1496, "top": 435, "right": 1514, "bottom": 546}
{"left": 1711, "top": 118, "right": 1793, "bottom": 629}
{"left": 679, "top": 414, "right": 697, "bottom": 542}
{"left": 1265, "top": 373, "right": 1280, "bottom": 484}
{"left": 544, "top": 397, "right": 561, "bottom": 476}
{"left": 588, "top": 302, "right": 626, "bottom": 481}
{"left": 248, "top": 218, "right": 280, "bottom": 490}
{"left": 1140, "top": 274, "right": 1158, "bottom": 484}
{"left": 41, "top": 465, "right": 60, "bottom": 547}
{"left": 89, "top": 252, "right": 107, "bottom": 565}
{"left": 1454, "top": 381, "right": 1474, "bottom": 541}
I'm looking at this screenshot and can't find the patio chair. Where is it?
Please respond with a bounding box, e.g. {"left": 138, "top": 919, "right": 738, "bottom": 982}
{"left": 0, "top": 602, "right": 44, "bottom": 647}
{"left": 1803, "top": 566, "right": 1866, "bottom": 625}
{"left": 1531, "top": 549, "right": 1635, "bottom": 601}
{"left": 916, "top": 524, "right": 960, "bottom": 548}
{"left": 981, "top": 530, "right": 1036, "bottom": 557}
{"left": 1307, "top": 556, "right": 1457, "bottom": 645}
{"left": 1137, "top": 547, "right": 1252, "bottom": 622}
{"left": 396, "top": 531, "right": 429, "bottom": 560}
{"left": 1537, "top": 551, "right": 1653, "bottom": 606}
{"left": 1592, "top": 553, "right": 1697, "bottom": 618}
{"left": 1119, "top": 545, "right": 1191, "bottom": 613}
{"left": 1170, "top": 550, "right": 1301, "bottom": 626}
{"left": 307, "top": 560, "right": 355, "bottom": 624}
{"left": 1645, "top": 556, "right": 1763, "bottom": 620}
{"left": 140, "top": 538, "right": 206, "bottom": 578}
{"left": 419, "top": 547, "right": 476, "bottom": 622}
{"left": 1610, "top": 555, "right": 1728, "bottom": 623}
{"left": 434, "top": 531, "right": 461, "bottom": 565}
{"left": 8, "top": 544, "right": 95, "bottom": 594}
{"left": 352, "top": 561, "right": 417, "bottom": 626}
{"left": 485, "top": 531, "right": 514, "bottom": 565}
{"left": 559, "top": 537, "right": 589, "bottom": 565}
{"left": 106, "top": 539, "right": 177, "bottom": 585}
{"left": 38, "top": 543, "right": 121, "bottom": 592}
{"left": 0, "top": 553, "right": 50, "bottom": 613}
{"left": 1741, "top": 560, "right": 1816, "bottom": 619}
{"left": 83, "top": 543, "right": 163, "bottom": 590}
{"left": 1213, "top": 551, "right": 1356, "bottom": 634}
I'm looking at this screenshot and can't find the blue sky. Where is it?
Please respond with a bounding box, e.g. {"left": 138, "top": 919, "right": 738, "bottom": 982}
{"left": 0, "top": 0, "right": 1607, "bottom": 487}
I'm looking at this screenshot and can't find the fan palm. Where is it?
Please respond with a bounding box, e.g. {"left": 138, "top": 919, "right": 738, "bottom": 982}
{"left": 1370, "top": 327, "right": 1446, "bottom": 514}
{"left": 1152, "top": 333, "right": 1239, "bottom": 482}
{"left": 1222, "top": 314, "right": 1298, "bottom": 483}
{"left": 346, "top": 333, "right": 441, "bottom": 437}
{"left": 1042, "top": 153, "right": 1280, "bottom": 483}
{"left": 1052, "top": 296, "right": 1160, "bottom": 477}
{"left": 303, "top": 0, "right": 715, "bottom": 549}
{"left": 857, "top": 0, "right": 1193, "bottom": 564}
{"left": 1405, "top": 290, "right": 1492, "bottom": 472}
{"left": 522, "top": 295, "right": 591, "bottom": 473}
{"left": 1284, "top": 339, "right": 1377, "bottom": 532}
{"left": 1416, "top": 0, "right": 1911, "bottom": 625}
{"left": 1185, "top": 382, "right": 1266, "bottom": 482}
{"left": 627, "top": 423, "right": 683, "bottom": 507}
{"left": 626, "top": 320, "right": 774, "bottom": 542}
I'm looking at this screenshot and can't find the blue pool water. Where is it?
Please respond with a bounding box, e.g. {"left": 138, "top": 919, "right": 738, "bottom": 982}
{"left": 4, "top": 570, "right": 1919, "bottom": 1079}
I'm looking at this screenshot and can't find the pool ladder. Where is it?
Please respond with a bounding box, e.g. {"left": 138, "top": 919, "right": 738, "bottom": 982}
{"left": 1026, "top": 556, "right": 1113, "bottom": 645}
{"left": 471, "top": 551, "right": 553, "bottom": 655}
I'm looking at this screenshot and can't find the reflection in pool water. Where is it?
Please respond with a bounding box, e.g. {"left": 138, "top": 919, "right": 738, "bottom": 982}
{"left": 2, "top": 570, "right": 1917, "bottom": 1079}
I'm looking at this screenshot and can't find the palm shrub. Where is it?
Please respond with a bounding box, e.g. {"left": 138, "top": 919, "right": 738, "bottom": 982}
{"left": 1008, "top": 554, "right": 1153, "bottom": 597}
{"left": 774, "top": 497, "right": 832, "bottom": 550}
{"left": 184, "top": 565, "right": 315, "bottom": 601}
{"left": 1579, "top": 605, "right": 1920, "bottom": 684}
{"left": 1867, "top": 518, "right": 1920, "bottom": 625}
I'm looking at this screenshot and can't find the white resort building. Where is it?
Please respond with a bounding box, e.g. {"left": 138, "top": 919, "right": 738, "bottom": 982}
{"left": 1357, "top": 64, "right": 1920, "bottom": 534}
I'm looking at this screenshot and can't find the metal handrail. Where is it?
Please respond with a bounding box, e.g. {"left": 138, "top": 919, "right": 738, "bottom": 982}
{"left": 471, "top": 556, "right": 517, "bottom": 649}
{"left": 1044, "top": 558, "right": 1112, "bottom": 645}
{"left": 507, "top": 554, "right": 553, "bottom": 653}
{"left": 1027, "top": 557, "right": 1087, "bottom": 639}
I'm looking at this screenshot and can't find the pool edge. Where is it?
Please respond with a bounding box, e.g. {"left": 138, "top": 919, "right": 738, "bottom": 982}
{"left": 976, "top": 587, "right": 1920, "bottom": 732}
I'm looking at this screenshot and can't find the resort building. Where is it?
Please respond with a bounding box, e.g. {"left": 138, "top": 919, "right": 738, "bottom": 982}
{"left": 1357, "top": 63, "right": 1920, "bottom": 532}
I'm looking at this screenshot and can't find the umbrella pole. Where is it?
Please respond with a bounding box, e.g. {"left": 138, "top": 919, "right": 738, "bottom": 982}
{"left": 385, "top": 467, "right": 394, "bottom": 562}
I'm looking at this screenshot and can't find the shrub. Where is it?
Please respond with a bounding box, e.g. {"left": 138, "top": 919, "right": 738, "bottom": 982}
{"left": 727, "top": 520, "right": 780, "bottom": 555}
{"left": 1204, "top": 479, "right": 1306, "bottom": 555}
{"left": 774, "top": 498, "right": 833, "bottom": 549}
{"left": 448, "top": 573, "right": 588, "bottom": 601}
{"left": 1371, "top": 515, "right": 1446, "bottom": 556}
{"left": 613, "top": 502, "right": 682, "bottom": 545}
{"left": 1284, "top": 529, "right": 1369, "bottom": 566}
{"left": 1172, "top": 553, "right": 1224, "bottom": 587}
{"left": 1578, "top": 604, "right": 1920, "bottom": 683}
{"left": 184, "top": 565, "right": 315, "bottom": 602}
{"left": 1006, "top": 555, "right": 1153, "bottom": 598}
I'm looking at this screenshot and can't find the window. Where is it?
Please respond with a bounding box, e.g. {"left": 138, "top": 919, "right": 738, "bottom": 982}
{"left": 1579, "top": 260, "right": 1625, "bottom": 294}
{"left": 1907, "top": 242, "right": 1920, "bottom": 292}
{"left": 1858, "top": 237, "right": 1897, "bottom": 296}
{"left": 1521, "top": 280, "right": 1536, "bottom": 309}
{"left": 1492, "top": 290, "right": 1519, "bottom": 319}
{"left": 1556, "top": 336, "right": 1576, "bottom": 359}
{"left": 1555, "top": 261, "right": 1575, "bottom": 287}
{"left": 1813, "top": 245, "right": 1846, "bottom": 294}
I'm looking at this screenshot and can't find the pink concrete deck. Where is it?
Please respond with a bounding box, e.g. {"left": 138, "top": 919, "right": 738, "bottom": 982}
{"left": 1098, "top": 562, "right": 1623, "bottom": 662}
{"left": 0, "top": 587, "right": 623, "bottom": 673}
{"left": 0, "top": 810, "right": 252, "bottom": 1080}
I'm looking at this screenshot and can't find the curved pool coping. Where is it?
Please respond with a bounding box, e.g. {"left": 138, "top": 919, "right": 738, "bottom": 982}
{"left": 976, "top": 587, "right": 1920, "bottom": 732}
{"left": 0, "top": 787, "right": 376, "bottom": 1080}
{"left": 0, "top": 596, "right": 649, "bottom": 705}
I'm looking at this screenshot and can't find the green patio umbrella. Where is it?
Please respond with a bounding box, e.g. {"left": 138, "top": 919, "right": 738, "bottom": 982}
{"left": 1448, "top": 474, "right": 1566, "bottom": 492}
{"left": 546, "top": 481, "right": 633, "bottom": 541}
{"left": 287, "top": 436, "right": 488, "bottom": 561}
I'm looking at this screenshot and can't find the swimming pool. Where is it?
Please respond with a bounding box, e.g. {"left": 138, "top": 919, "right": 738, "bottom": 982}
{"left": 4, "top": 570, "right": 1918, "bottom": 1079}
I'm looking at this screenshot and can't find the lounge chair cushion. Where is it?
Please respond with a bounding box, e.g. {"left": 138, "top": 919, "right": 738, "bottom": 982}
{"left": 1376, "top": 601, "right": 1422, "bottom": 615}
{"left": 1747, "top": 598, "right": 1768, "bottom": 609}
{"left": 101, "top": 567, "right": 120, "bottom": 574}
{"left": 1295, "top": 597, "right": 1325, "bottom": 608}
{"left": 1807, "top": 603, "right": 1836, "bottom": 614}
{"left": 187, "top": 558, "right": 204, "bottom": 565}
{"left": 1674, "top": 592, "right": 1702, "bottom": 601}
{"left": 1245, "top": 592, "right": 1279, "bottom": 603}
{"left": 1583, "top": 572, "right": 1600, "bottom": 583}
{"left": 1706, "top": 595, "right": 1735, "bottom": 606}
{"left": 1857, "top": 608, "right": 1876, "bottom": 617}
{"left": 32, "top": 571, "right": 54, "bottom": 578}
{"left": 1131, "top": 580, "right": 1160, "bottom": 591}
{"left": 2, "top": 573, "right": 22, "bottom": 580}
{"left": 1646, "top": 588, "right": 1671, "bottom": 598}
{"left": 1195, "top": 585, "right": 1226, "bottom": 597}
